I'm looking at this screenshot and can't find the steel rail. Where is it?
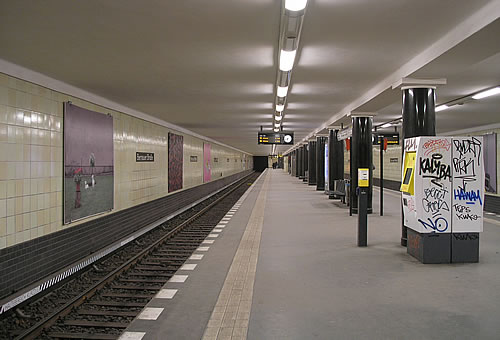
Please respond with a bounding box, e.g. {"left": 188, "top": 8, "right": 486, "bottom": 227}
{"left": 16, "top": 172, "right": 256, "bottom": 340}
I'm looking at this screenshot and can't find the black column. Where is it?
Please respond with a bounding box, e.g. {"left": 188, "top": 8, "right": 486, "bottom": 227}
{"left": 316, "top": 136, "right": 327, "bottom": 191}
{"left": 296, "top": 148, "right": 302, "bottom": 178}
{"left": 329, "top": 130, "right": 344, "bottom": 191}
{"left": 351, "top": 117, "right": 373, "bottom": 214}
{"left": 293, "top": 150, "right": 297, "bottom": 176}
{"left": 401, "top": 87, "right": 436, "bottom": 246}
{"left": 303, "top": 144, "right": 308, "bottom": 182}
{"left": 308, "top": 141, "right": 317, "bottom": 185}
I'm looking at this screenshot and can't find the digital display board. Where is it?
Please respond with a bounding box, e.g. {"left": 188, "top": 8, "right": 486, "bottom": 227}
{"left": 258, "top": 131, "right": 294, "bottom": 145}
{"left": 373, "top": 133, "right": 400, "bottom": 145}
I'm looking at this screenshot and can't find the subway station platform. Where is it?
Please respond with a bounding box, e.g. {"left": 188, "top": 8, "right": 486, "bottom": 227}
{"left": 121, "top": 169, "right": 500, "bottom": 340}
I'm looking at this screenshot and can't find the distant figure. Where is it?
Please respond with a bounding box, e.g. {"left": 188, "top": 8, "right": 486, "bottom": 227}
{"left": 74, "top": 168, "right": 82, "bottom": 208}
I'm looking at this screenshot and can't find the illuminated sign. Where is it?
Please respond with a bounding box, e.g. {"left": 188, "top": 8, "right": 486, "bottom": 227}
{"left": 374, "top": 133, "right": 400, "bottom": 145}
{"left": 258, "top": 131, "right": 294, "bottom": 145}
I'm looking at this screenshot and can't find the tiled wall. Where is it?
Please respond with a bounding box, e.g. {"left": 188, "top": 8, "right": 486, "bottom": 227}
{"left": 373, "top": 145, "right": 402, "bottom": 182}
{"left": 0, "top": 72, "right": 252, "bottom": 250}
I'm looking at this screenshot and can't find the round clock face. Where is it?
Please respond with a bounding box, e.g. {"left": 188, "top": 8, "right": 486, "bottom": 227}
{"left": 284, "top": 135, "right": 292, "bottom": 143}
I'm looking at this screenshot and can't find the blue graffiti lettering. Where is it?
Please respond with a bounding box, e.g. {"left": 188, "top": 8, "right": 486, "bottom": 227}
{"left": 418, "top": 217, "right": 449, "bottom": 233}
{"left": 453, "top": 188, "right": 482, "bottom": 206}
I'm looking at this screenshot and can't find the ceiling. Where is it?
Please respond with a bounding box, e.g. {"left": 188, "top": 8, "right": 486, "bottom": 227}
{"left": 0, "top": 0, "right": 499, "bottom": 155}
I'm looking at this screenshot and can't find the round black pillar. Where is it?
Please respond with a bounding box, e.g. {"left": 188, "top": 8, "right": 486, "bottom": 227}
{"left": 297, "top": 147, "right": 302, "bottom": 178}
{"left": 351, "top": 116, "right": 373, "bottom": 214}
{"left": 329, "top": 129, "right": 344, "bottom": 187}
{"left": 308, "top": 141, "right": 317, "bottom": 185}
{"left": 400, "top": 87, "right": 436, "bottom": 246}
{"left": 302, "top": 144, "right": 309, "bottom": 182}
{"left": 316, "top": 136, "right": 327, "bottom": 190}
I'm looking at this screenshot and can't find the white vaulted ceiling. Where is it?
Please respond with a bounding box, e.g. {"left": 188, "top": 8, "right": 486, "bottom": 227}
{"left": 0, "top": 0, "right": 499, "bottom": 155}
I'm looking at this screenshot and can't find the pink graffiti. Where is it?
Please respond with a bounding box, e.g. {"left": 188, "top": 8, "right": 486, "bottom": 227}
{"left": 407, "top": 198, "right": 416, "bottom": 212}
{"left": 422, "top": 139, "right": 451, "bottom": 156}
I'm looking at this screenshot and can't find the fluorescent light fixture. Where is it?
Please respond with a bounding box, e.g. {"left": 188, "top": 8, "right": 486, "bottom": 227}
{"left": 381, "top": 123, "right": 391, "bottom": 128}
{"left": 276, "top": 104, "right": 284, "bottom": 111}
{"left": 274, "top": 128, "right": 279, "bottom": 132}
{"left": 275, "top": 115, "right": 282, "bottom": 121}
{"left": 279, "top": 50, "right": 296, "bottom": 72}
{"left": 277, "top": 86, "right": 288, "bottom": 97}
{"left": 285, "top": 0, "right": 307, "bottom": 11}
{"left": 435, "top": 105, "right": 449, "bottom": 112}
{"left": 472, "top": 86, "right": 500, "bottom": 100}
{"left": 275, "top": 123, "right": 281, "bottom": 128}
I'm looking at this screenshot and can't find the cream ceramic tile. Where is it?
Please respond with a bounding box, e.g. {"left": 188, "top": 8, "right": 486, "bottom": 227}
{"left": 0, "top": 199, "right": 5, "bottom": 218}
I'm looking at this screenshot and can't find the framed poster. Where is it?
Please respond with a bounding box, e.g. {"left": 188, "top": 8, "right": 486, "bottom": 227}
{"left": 203, "top": 143, "right": 211, "bottom": 182}
{"left": 168, "top": 133, "right": 184, "bottom": 193}
{"left": 64, "top": 103, "right": 114, "bottom": 224}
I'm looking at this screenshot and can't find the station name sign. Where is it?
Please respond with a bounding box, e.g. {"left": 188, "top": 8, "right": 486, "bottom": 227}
{"left": 136, "top": 152, "right": 154, "bottom": 162}
{"left": 258, "top": 131, "right": 294, "bottom": 145}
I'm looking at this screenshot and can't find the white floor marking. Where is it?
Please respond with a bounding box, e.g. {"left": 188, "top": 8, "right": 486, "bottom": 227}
{"left": 197, "top": 247, "right": 210, "bottom": 251}
{"left": 202, "top": 239, "right": 215, "bottom": 244}
{"left": 138, "top": 307, "right": 164, "bottom": 320}
{"left": 213, "top": 229, "right": 222, "bottom": 233}
{"left": 190, "top": 254, "right": 204, "bottom": 260}
{"left": 118, "top": 332, "right": 146, "bottom": 340}
{"left": 155, "top": 289, "right": 177, "bottom": 299}
{"left": 219, "top": 221, "right": 228, "bottom": 224}
{"left": 216, "top": 224, "right": 226, "bottom": 228}
{"left": 180, "top": 263, "right": 197, "bottom": 270}
{"left": 202, "top": 170, "right": 269, "bottom": 340}
{"left": 221, "top": 217, "right": 230, "bottom": 221}
{"left": 208, "top": 233, "right": 219, "bottom": 238}
{"left": 169, "top": 275, "right": 188, "bottom": 283}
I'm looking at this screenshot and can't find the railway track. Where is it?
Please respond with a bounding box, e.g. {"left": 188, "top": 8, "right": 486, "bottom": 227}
{"left": 0, "top": 172, "right": 260, "bottom": 340}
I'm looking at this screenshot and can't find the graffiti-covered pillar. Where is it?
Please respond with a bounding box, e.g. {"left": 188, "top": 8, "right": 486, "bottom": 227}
{"left": 401, "top": 86, "right": 436, "bottom": 246}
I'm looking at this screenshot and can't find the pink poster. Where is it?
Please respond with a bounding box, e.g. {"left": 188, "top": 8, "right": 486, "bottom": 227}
{"left": 203, "top": 143, "right": 211, "bottom": 182}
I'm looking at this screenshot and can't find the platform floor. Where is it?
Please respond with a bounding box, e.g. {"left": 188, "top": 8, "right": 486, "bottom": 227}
{"left": 122, "top": 169, "right": 500, "bottom": 340}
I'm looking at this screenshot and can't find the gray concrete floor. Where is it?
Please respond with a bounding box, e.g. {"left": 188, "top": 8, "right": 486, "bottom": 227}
{"left": 248, "top": 169, "right": 500, "bottom": 340}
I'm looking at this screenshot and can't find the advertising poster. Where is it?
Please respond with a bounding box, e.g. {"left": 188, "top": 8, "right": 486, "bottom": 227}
{"left": 168, "top": 132, "right": 184, "bottom": 193}
{"left": 203, "top": 143, "right": 211, "bottom": 182}
{"left": 64, "top": 103, "right": 114, "bottom": 224}
{"left": 484, "top": 133, "right": 497, "bottom": 193}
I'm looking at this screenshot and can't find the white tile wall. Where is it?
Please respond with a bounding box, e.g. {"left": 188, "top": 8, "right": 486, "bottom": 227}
{"left": 0, "top": 73, "right": 251, "bottom": 249}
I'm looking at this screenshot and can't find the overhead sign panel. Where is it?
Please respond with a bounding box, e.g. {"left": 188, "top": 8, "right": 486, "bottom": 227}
{"left": 374, "top": 133, "right": 400, "bottom": 145}
{"left": 337, "top": 127, "right": 352, "bottom": 141}
{"left": 258, "top": 131, "right": 294, "bottom": 145}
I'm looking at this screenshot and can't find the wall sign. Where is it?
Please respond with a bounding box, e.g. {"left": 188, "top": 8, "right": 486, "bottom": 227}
{"left": 358, "top": 168, "right": 369, "bottom": 187}
{"left": 136, "top": 152, "right": 154, "bottom": 162}
{"left": 390, "top": 157, "right": 399, "bottom": 163}
{"left": 190, "top": 156, "right": 198, "bottom": 162}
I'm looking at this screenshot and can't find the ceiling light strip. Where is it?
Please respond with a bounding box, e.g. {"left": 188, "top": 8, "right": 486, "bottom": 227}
{"left": 270, "top": 0, "right": 308, "bottom": 146}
